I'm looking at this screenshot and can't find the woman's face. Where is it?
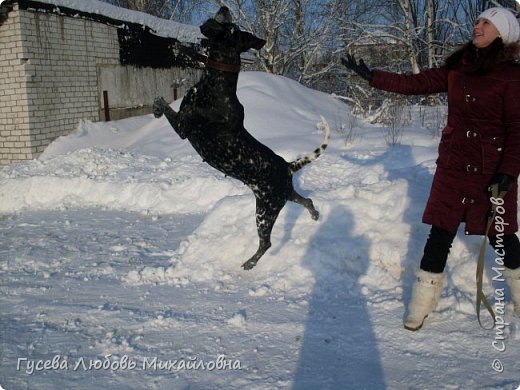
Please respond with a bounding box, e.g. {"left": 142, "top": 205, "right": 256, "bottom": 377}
{"left": 472, "top": 18, "right": 500, "bottom": 48}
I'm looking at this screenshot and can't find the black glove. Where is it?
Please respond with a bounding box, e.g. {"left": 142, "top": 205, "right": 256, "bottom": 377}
{"left": 341, "top": 54, "right": 373, "bottom": 82}
{"left": 488, "top": 173, "right": 514, "bottom": 193}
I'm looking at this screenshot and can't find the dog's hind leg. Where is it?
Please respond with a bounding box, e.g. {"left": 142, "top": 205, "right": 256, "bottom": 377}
{"left": 290, "top": 190, "right": 319, "bottom": 220}
{"left": 242, "top": 198, "right": 284, "bottom": 270}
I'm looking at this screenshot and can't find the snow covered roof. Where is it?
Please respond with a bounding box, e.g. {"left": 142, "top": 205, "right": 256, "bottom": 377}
{"left": 2, "top": 0, "right": 203, "bottom": 44}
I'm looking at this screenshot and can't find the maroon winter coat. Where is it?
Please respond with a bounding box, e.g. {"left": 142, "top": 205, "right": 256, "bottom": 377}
{"left": 370, "top": 59, "right": 520, "bottom": 236}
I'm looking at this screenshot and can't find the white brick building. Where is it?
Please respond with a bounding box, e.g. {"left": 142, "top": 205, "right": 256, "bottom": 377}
{"left": 0, "top": 0, "right": 203, "bottom": 165}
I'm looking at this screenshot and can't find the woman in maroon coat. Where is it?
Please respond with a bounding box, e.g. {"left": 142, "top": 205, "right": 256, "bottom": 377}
{"left": 343, "top": 7, "right": 520, "bottom": 331}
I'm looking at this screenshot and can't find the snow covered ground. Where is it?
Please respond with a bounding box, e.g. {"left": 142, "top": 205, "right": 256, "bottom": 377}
{"left": 1, "top": 71, "right": 519, "bottom": 389}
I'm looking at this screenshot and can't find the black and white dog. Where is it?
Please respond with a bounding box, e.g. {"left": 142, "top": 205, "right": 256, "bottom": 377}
{"left": 153, "top": 7, "right": 330, "bottom": 270}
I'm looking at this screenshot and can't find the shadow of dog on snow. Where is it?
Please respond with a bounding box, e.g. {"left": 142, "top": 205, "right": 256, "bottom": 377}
{"left": 153, "top": 6, "right": 330, "bottom": 270}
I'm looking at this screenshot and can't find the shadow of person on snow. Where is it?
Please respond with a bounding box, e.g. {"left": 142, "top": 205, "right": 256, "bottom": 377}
{"left": 341, "top": 144, "right": 434, "bottom": 318}
{"left": 292, "top": 206, "right": 386, "bottom": 389}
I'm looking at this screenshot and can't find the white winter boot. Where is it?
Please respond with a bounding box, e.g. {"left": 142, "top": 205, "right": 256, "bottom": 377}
{"left": 503, "top": 267, "right": 520, "bottom": 317}
{"left": 404, "top": 269, "right": 445, "bottom": 331}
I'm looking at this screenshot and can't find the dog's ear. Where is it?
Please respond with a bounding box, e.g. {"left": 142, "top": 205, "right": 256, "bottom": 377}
{"left": 200, "top": 6, "right": 234, "bottom": 39}
{"left": 240, "top": 31, "right": 266, "bottom": 52}
{"left": 214, "top": 6, "right": 233, "bottom": 24}
{"left": 200, "top": 18, "right": 227, "bottom": 40}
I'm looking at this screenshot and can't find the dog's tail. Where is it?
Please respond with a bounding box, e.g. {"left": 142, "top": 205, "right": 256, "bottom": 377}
{"left": 289, "top": 116, "right": 330, "bottom": 174}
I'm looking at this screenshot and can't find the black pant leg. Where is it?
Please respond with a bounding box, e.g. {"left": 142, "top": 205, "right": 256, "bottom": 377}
{"left": 420, "top": 225, "right": 456, "bottom": 273}
{"left": 489, "top": 234, "right": 520, "bottom": 270}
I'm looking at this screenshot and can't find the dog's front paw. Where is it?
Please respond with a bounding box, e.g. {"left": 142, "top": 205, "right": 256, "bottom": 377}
{"left": 153, "top": 97, "right": 168, "bottom": 118}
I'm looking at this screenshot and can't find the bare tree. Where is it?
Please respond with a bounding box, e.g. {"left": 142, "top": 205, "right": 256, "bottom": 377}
{"left": 210, "top": 0, "right": 342, "bottom": 88}
{"left": 398, "top": 0, "right": 421, "bottom": 73}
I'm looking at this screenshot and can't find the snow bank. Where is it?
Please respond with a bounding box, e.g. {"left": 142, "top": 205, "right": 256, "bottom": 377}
{"left": 0, "top": 72, "right": 347, "bottom": 215}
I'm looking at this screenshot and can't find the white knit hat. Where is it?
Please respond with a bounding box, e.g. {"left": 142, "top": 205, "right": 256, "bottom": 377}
{"left": 478, "top": 7, "right": 520, "bottom": 45}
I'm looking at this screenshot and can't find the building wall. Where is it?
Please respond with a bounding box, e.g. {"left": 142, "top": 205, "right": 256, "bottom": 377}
{"left": 0, "top": 3, "right": 31, "bottom": 164}
{"left": 22, "top": 7, "right": 120, "bottom": 163}
{"left": 97, "top": 64, "right": 200, "bottom": 121}
{"left": 0, "top": 4, "right": 201, "bottom": 165}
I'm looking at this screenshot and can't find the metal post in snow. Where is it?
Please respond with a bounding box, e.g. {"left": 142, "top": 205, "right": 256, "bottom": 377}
{"left": 103, "top": 90, "right": 110, "bottom": 121}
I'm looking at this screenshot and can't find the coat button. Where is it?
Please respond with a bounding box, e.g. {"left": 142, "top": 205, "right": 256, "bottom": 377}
{"left": 466, "top": 164, "right": 479, "bottom": 173}
{"left": 466, "top": 164, "right": 478, "bottom": 173}
{"left": 462, "top": 197, "right": 475, "bottom": 205}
